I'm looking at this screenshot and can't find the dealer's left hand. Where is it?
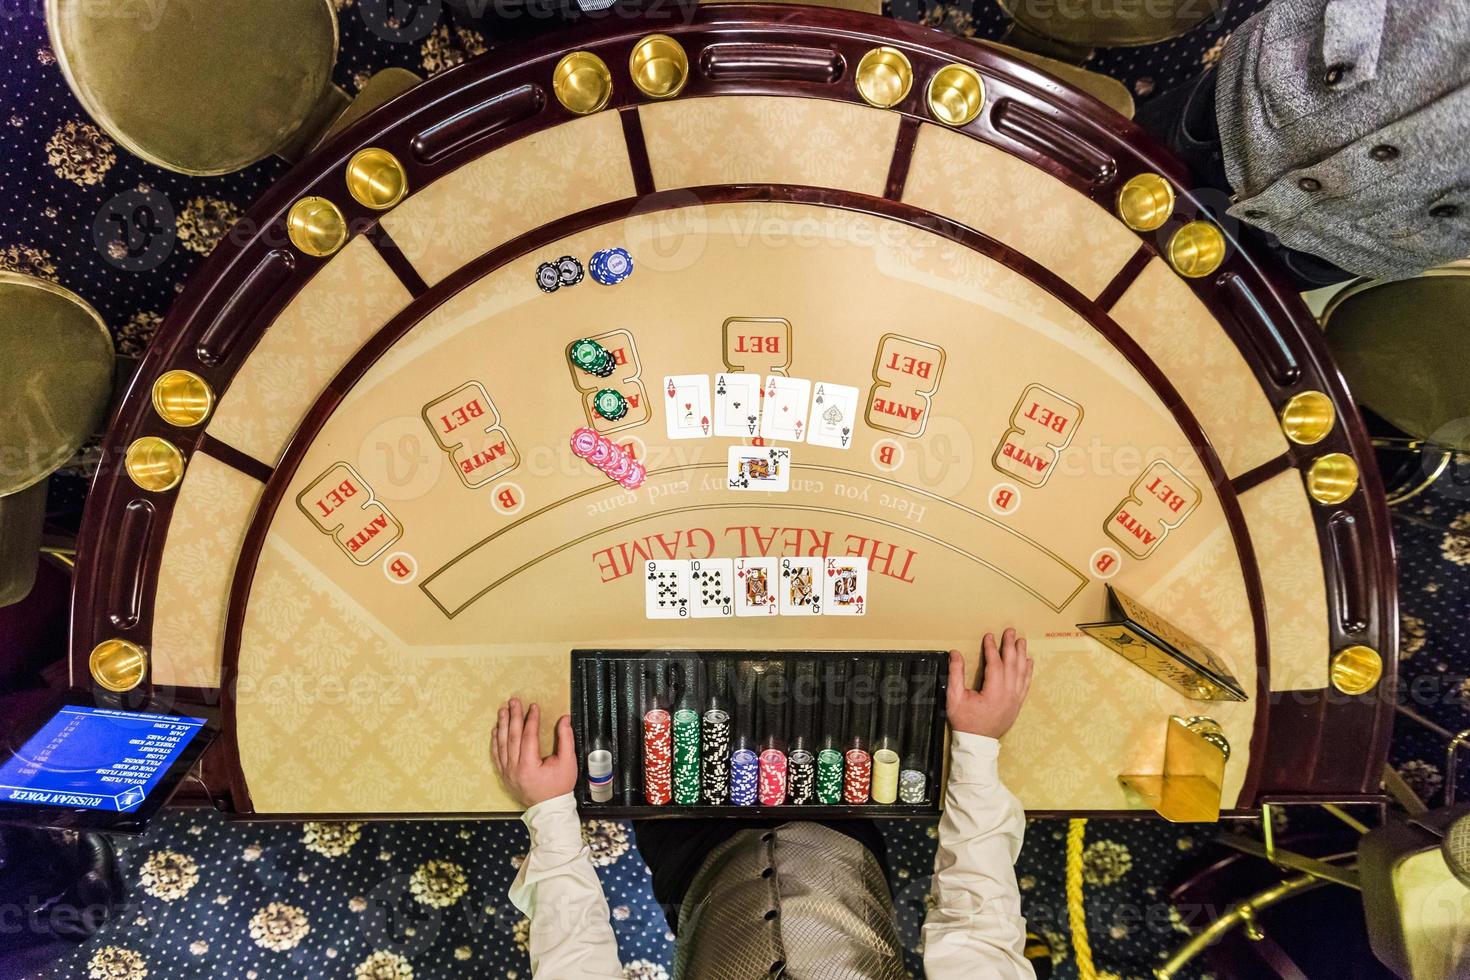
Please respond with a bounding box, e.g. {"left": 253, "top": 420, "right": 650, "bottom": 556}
{"left": 491, "top": 698, "right": 577, "bottom": 808}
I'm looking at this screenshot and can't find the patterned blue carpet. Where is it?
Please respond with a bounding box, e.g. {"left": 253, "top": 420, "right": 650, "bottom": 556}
{"left": 11, "top": 0, "right": 1459, "bottom": 978}
{"left": 31, "top": 798, "right": 1221, "bottom": 979}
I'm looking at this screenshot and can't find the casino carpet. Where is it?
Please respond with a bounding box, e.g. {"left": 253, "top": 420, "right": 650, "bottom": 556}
{"left": 9, "top": 1, "right": 1456, "bottom": 978}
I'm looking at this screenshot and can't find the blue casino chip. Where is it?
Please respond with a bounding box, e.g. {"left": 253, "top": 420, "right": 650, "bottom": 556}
{"left": 590, "top": 247, "right": 633, "bottom": 285}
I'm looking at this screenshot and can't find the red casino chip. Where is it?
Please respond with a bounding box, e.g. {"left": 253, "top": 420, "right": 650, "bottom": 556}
{"left": 643, "top": 709, "right": 673, "bottom": 805}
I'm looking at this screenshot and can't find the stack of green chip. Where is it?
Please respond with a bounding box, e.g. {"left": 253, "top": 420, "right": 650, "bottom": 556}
{"left": 569, "top": 338, "right": 615, "bottom": 378}
{"left": 672, "top": 708, "right": 701, "bottom": 804}
{"left": 593, "top": 387, "right": 629, "bottom": 421}
{"left": 816, "top": 748, "right": 844, "bottom": 804}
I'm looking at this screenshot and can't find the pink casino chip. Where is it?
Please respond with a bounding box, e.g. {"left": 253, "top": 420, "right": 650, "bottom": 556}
{"left": 588, "top": 435, "right": 615, "bottom": 467}
{"left": 619, "top": 460, "right": 647, "bottom": 490}
{"left": 570, "top": 427, "right": 599, "bottom": 457}
{"left": 604, "top": 446, "right": 635, "bottom": 481}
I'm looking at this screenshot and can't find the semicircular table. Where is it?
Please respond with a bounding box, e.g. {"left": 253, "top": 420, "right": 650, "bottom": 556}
{"left": 70, "top": 4, "right": 1395, "bottom": 819}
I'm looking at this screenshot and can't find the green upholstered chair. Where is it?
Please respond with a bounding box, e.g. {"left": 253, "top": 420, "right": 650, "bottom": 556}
{"left": 0, "top": 272, "right": 114, "bottom": 606}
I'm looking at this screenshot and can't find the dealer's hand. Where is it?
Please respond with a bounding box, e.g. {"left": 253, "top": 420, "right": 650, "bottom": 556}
{"left": 947, "top": 629, "right": 1034, "bottom": 740}
{"left": 491, "top": 698, "right": 577, "bottom": 808}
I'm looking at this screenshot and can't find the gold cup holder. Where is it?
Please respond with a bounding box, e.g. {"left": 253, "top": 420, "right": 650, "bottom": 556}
{"left": 1119, "top": 715, "right": 1230, "bottom": 823}
{"left": 927, "top": 64, "right": 985, "bottom": 127}
{"left": 345, "top": 148, "right": 408, "bottom": 210}
{"left": 553, "top": 51, "right": 613, "bottom": 115}
{"left": 629, "top": 34, "right": 688, "bottom": 100}
{"left": 89, "top": 638, "right": 148, "bottom": 692}
{"left": 1117, "top": 173, "right": 1175, "bottom": 232}
{"left": 124, "top": 436, "right": 185, "bottom": 493}
{"left": 1279, "top": 390, "right": 1336, "bottom": 445}
{"left": 855, "top": 47, "right": 913, "bottom": 109}
{"left": 151, "top": 369, "right": 214, "bottom": 428}
{"left": 1167, "top": 220, "right": 1227, "bottom": 278}
{"left": 1180, "top": 715, "right": 1231, "bottom": 761}
{"left": 286, "top": 196, "right": 348, "bottom": 257}
{"left": 1306, "top": 452, "right": 1359, "bottom": 505}
{"left": 1330, "top": 645, "right": 1383, "bottom": 695}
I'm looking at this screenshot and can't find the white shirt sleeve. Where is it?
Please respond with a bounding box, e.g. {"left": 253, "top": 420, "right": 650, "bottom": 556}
{"left": 506, "top": 792, "right": 625, "bottom": 979}
{"left": 922, "top": 732, "right": 1035, "bottom": 979}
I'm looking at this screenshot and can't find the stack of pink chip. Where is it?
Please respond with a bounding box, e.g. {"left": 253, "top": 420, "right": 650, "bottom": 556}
{"left": 758, "top": 748, "right": 788, "bottom": 805}
{"left": 570, "top": 426, "right": 646, "bottom": 489}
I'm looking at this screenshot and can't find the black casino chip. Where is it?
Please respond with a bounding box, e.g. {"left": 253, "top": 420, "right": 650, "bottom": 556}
{"left": 556, "top": 255, "right": 584, "bottom": 286}
{"left": 535, "top": 261, "right": 561, "bottom": 293}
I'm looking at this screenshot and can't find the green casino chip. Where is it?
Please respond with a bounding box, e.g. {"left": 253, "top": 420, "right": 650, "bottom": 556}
{"left": 816, "top": 748, "right": 844, "bottom": 804}
{"left": 672, "top": 708, "right": 700, "bottom": 805}
{"left": 569, "top": 339, "right": 607, "bottom": 373}
{"left": 593, "top": 387, "right": 628, "bottom": 421}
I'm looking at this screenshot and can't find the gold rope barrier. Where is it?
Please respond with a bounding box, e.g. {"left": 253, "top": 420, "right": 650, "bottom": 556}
{"left": 1066, "top": 818, "right": 1097, "bottom": 980}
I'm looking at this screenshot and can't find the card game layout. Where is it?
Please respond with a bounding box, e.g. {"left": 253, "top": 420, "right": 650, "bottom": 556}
{"left": 645, "top": 556, "right": 865, "bottom": 619}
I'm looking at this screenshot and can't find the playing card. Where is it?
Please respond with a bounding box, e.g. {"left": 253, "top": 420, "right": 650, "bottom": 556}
{"left": 822, "top": 556, "right": 868, "bottom": 615}
{"left": 760, "top": 376, "right": 811, "bottom": 443}
{"left": 689, "top": 558, "right": 734, "bottom": 618}
{"left": 645, "top": 559, "right": 691, "bottom": 619}
{"left": 778, "top": 556, "right": 823, "bottom": 616}
{"left": 726, "top": 445, "right": 792, "bottom": 492}
{"left": 806, "top": 382, "right": 860, "bottom": 450}
{"left": 734, "top": 557, "right": 779, "bottom": 617}
{"left": 664, "top": 375, "right": 712, "bottom": 440}
{"left": 714, "top": 372, "right": 761, "bottom": 438}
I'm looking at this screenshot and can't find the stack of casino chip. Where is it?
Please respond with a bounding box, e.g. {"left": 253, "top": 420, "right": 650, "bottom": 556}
{"left": 843, "top": 748, "right": 872, "bottom": 804}
{"left": 593, "top": 387, "right": 629, "bottom": 422}
{"left": 578, "top": 652, "right": 950, "bottom": 811}
{"left": 570, "top": 427, "right": 646, "bottom": 489}
{"left": 869, "top": 663, "right": 904, "bottom": 804}
{"left": 556, "top": 255, "right": 583, "bottom": 286}
{"left": 816, "top": 659, "right": 848, "bottom": 805}
{"left": 730, "top": 748, "right": 758, "bottom": 805}
{"left": 672, "top": 708, "right": 701, "bottom": 805}
{"left": 643, "top": 708, "right": 673, "bottom": 805}
{"left": 589, "top": 247, "right": 633, "bottom": 285}
{"left": 536, "top": 255, "right": 584, "bottom": 293}
{"left": 701, "top": 708, "right": 731, "bottom": 804}
{"left": 757, "top": 748, "right": 787, "bottom": 805}
{"left": 569, "top": 338, "right": 616, "bottom": 379}
{"left": 871, "top": 749, "right": 900, "bottom": 804}
{"left": 899, "top": 658, "right": 937, "bottom": 806}
{"left": 898, "top": 769, "right": 927, "bottom": 804}
{"left": 787, "top": 748, "right": 815, "bottom": 804}
{"left": 816, "top": 748, "right": 844, "bottom": 804}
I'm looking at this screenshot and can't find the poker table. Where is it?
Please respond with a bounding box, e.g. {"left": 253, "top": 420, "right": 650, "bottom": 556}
{"left": 70, "top": 5, "right": 1396, "bottom": 818}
